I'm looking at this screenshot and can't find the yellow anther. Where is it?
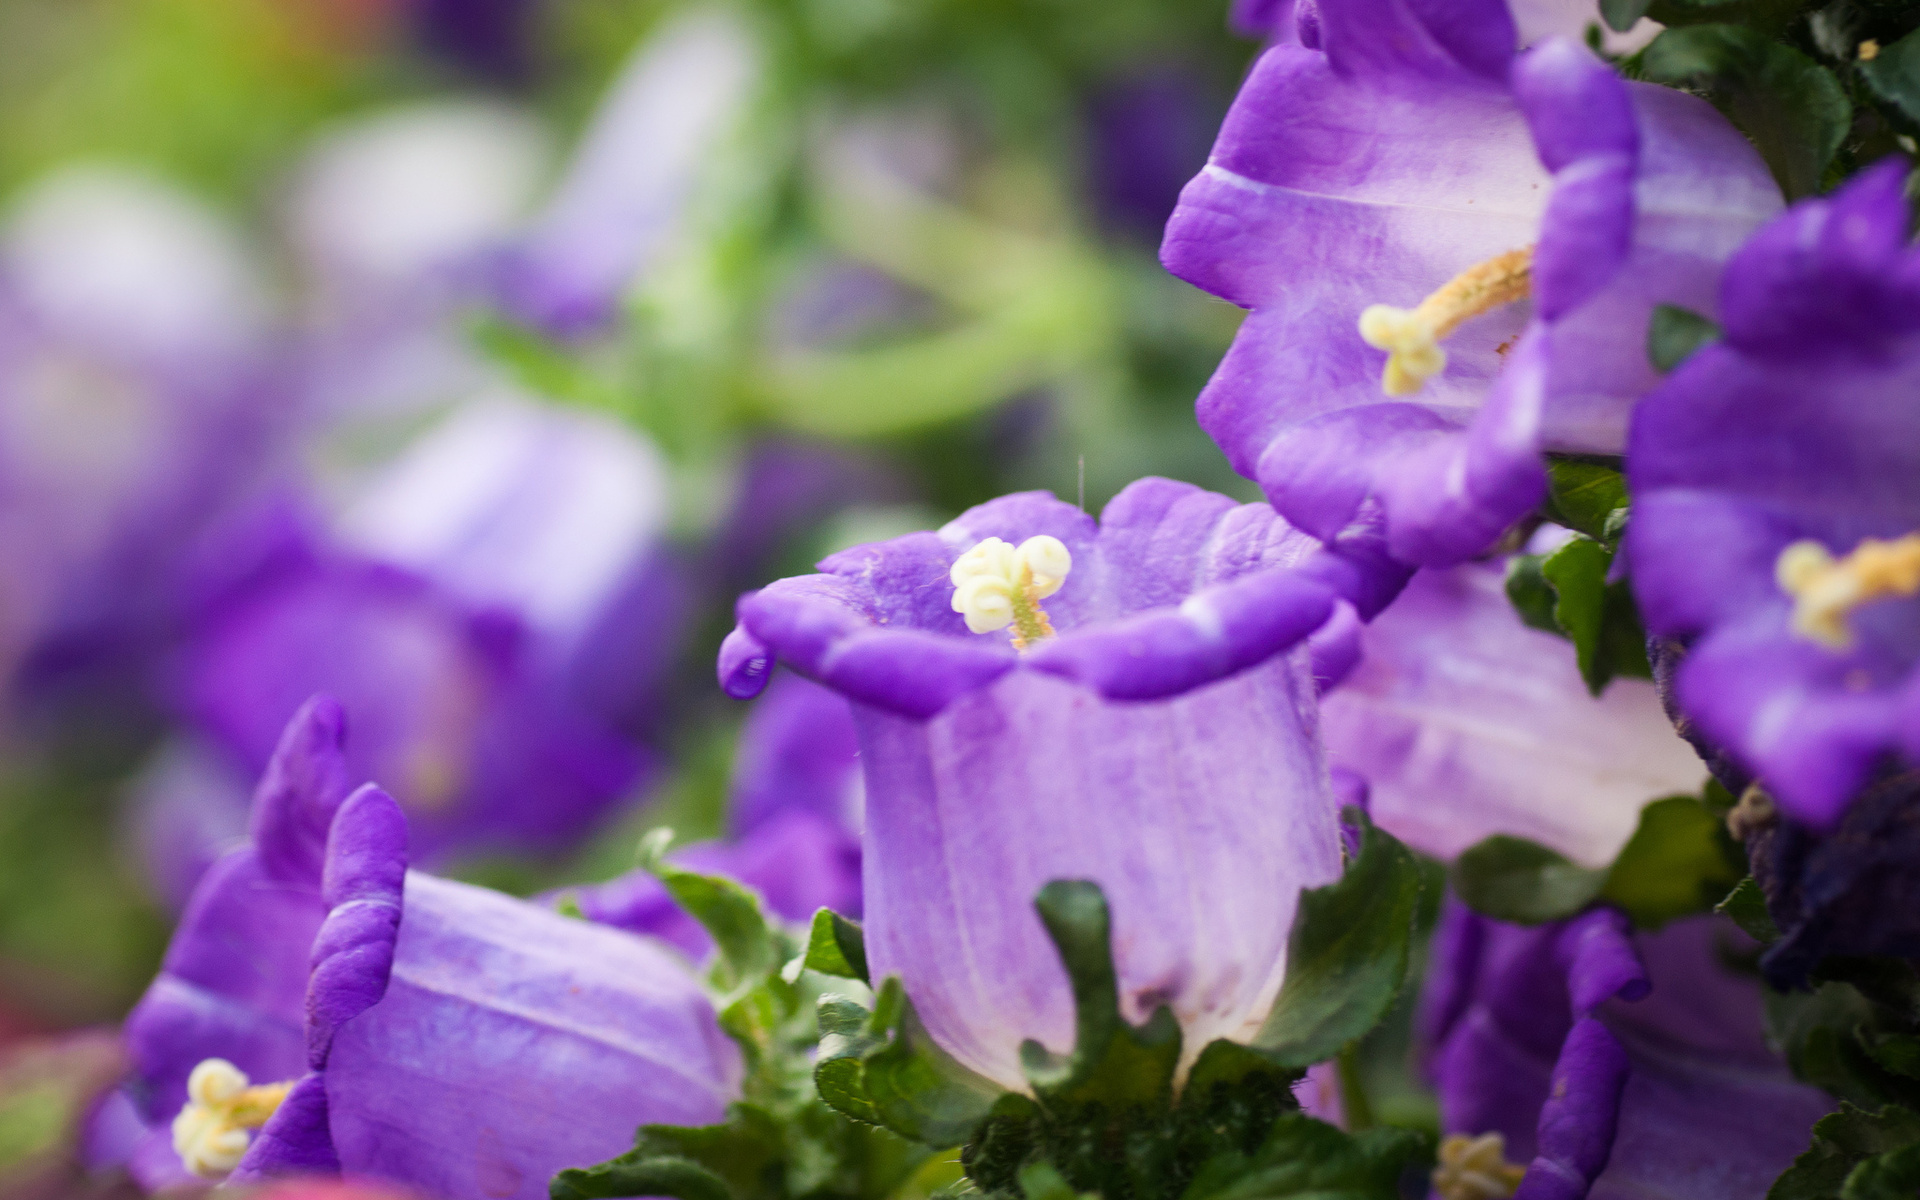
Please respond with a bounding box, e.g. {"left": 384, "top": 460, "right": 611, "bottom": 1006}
{"left": 171, "top": 1059, "right": 293, "bottom": 1179}
{"left": 1433, "top": 1132, "right": 1528, "bottom": 1200}
{"left": 1776, "top": 533, "right": 1920, "bottom": 649}
{"left": 1359, "top": 247, "right": 1534, "bottom": 396}
{"left": 1860, "top": 39, "right": 1880, "bottom": 60}
{"left": 950, "top": 535, "right": 1072, "bottom": 650}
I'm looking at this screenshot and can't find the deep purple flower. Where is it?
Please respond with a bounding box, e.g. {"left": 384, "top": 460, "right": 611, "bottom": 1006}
{"left": 106, "top": 696, "right": 739, "bottom": 1198}
{"left": 1085, "top": 68, "right": 1225, "bottom": 242}
{"left": 1422, "top": 905, "right": 1832, "bottom": 1199}
{"left": 0, "top": 166, "right": 283, "bottom": 718}
{"left": 1233, "top": 0, "right": 1660, "bottom": 53}
{"left": 1162, "top": 0, "right": 1778, "bottom": 566}
{"left": 409, "top": 0, "right": 539, "bottom": 84}
{"left": 566, "top": 670, "right": 863, "bottom": 957}
{"left": 1321, "top": 561, "right": 1705, "bottom": 866}
{"left": 493, "top": 10, "right": 760, "bottom": 336}
{"left": 719, "top": 478, "right": 1370, "bottom": 1089}
{"left": 1627, "top": 162, "right": 1920, "bottom": 832}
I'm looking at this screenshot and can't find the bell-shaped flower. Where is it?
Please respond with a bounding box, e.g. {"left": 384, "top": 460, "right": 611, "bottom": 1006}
{"left": 1321, "top": 561, "right": 1704, "bottom": 867}
{"left": 1421, "top": 906, "right": 1833, "bottom": 1199}
{"left": 102, "top": 696, "right": 739, "bottom": 1198}
{"left": 718, "top": 477, "right": 1378, "bottom": 1090}
{"left": 1162, "top": 0, "right": 1779, "bottom": 566}
{"left": 1627, "top": 161, "right": 1920, "bottom": 831}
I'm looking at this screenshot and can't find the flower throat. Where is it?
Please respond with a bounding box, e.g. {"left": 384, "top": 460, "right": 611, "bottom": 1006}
{"left": 1359, "top": 247, "right": 1534, "bottom": 396}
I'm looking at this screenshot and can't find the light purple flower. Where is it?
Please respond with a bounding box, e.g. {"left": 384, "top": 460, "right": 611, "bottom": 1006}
{"left": 1321, "top": 562, "right": 1704, "bottom": 867}
{"left": 0, "top": 166, "right": 283, "bottom": 712}
{"left": 566, "top": 670, "right": 863, "bottom": 957}
{"left": 720, "top": 478, "right": 1361, "bottom": 1090}
{"left": 493, "top": 9, "right": 761, "bottom": 335}
{"left": 109, "top": 696, "right": 739, "bottom": 1198}
{"left": 1162, "top": 0, "right": 1779, "bottom": 566}
{"left": 1627, "top": 161, "right": 1920, "bottom": 831}
{"left": 1422, "top": 905, "right": 1833, "bottom": 1199}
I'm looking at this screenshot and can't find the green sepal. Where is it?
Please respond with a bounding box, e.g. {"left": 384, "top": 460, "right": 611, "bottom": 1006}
{"left": 1716, "top": 876, "right": 1781, "bottom": 943}
{"left": 551, "top": 1105, "right": 787, "bottom": 1200}
{"left": 1639, "top": 26, "right": 1851, "bottom": 200}
{"left": 1455, "top": 789, "right": 1745, "bottom": 927}
{"left": 787, "top": 908, "right": 869, "bottom": 985}
{"left": 1859, "top": 29, "right": 1920, "bottom": 127}
{"left": 1250, "top": 812, "right": 1422, "bottom": 1068}
{"left": 1543, "top": 460, "right": 1630, "bottom": 544}
{"left": 1597, "top": 794, "right": 1745, "bottom": 929}
{"left": 1769, "top": 1104, "right": 1920, "bottom": 1200}
{"left": 1019, "top": 879, "right": 1184, "bottom": 1108}
{"left": 814, "top": 977, "right": 1005, "bottom": 1147}
{"left": 1648, "top": 304, "right": 1722, "bottom": 373}
{"left": 1177, "top": 1113, "right": 1432, "bottom": 1200}
{"left": 1452, "top": 836, "right": 1607, "bottom": 925}
{"left": 638, "top": 829, "right": 785, "bottom": 997}
{"left": 1505, "top": 530, "right": 1651, "bottom": 696}
{"left": 1842, "top": 1142, "right": 1920, "bottom": 1200}
{"left": 1599, "top": 0, "right": 1652, "bottom": 33}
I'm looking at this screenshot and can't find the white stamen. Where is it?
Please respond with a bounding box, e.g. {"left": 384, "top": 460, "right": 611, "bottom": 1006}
{"left": 950, "top": 534, "right": 1073, "bottom": 649}
{"left": 171, "top": 1058, "right": 292, "bottom": 1180}
{"left": 1432, "top": 1132, "right": 1527, "bottom": 1200}
{"left": 1776, "top": 533, "right": 1920, "bottom": 650}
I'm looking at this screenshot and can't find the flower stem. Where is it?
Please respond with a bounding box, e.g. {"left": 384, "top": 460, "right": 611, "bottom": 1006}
{"left": 1336, "top": 1045, "right": 1375, "bottom": 1132}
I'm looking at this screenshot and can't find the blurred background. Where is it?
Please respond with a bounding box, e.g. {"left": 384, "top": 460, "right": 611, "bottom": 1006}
{"left": 0, "top": 0, "right": 1284, "bottom": 1187}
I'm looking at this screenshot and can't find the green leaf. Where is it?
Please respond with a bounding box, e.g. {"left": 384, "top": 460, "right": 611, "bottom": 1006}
{"left": 1640, "top": 26, "right": 1851, "bottom": 199}
{"left": 1504, "top": 554, "right": 1562, "bottom": 634}
{"left": 788, "top": 908, "right": 870, "bottom": 985}
{"left": 552, "top": 1151, "right": 739, "bottom": 1200}
{"left": 1600, "top": 0, "right": 1652, "bottom": 32}
{"left": 638, "top": 829, "right": 784, "bottom": 994}
{"left": 1844, "top": 1142, "right": 1920, "bottom": 1200}
{"left": 815, "top": 978, "right": 1006, "bottom": 1147}
{"left": 1598, "top": 795, "right": 1745, "bottom": 928}
{"left": 1544, "top": 535, "right": 1652, "bottom": 694}
{"left": 1766, "top": 985, "right": 1920, "bottom": 1110}
{"left": 1179, "top": 1113, "right": 1431, "bottom": 1200}
{"left": 1452, "top": 836, "right": 1608, "bottom": 924}
{"left": 1770, "top": 1104, "right": 1920, "bottom": 1200}
{"left": 1018, "top": 1162, "right": 1094, "bottom": 1200}
{"left": 1544, "top": 460, "right": 1630, "bottom": 543}
{"left": 1019, "top": 879, "right": 1184, "bottom": 1108}
{"left": 1648, "top": 304, "right": 1722, "bottom": 373}
{"left": 1865, "top": 1034, "right": 1920, "bottom": 1082}
{"left": 1716, "top": 876, "right": 1781, "bottom": 943}
{"left": 1859, "top": 29, "right": 1920, "bottom": 127}
{"left": 1252, "top": 813, "right": 1423, "bottom": 1067}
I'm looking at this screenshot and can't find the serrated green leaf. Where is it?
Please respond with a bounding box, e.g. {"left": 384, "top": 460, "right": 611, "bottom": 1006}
{"left": 638, "top": 829, "right": 784, "bottom": 992}
{"left": 1253, "top": 814, "right": 1422, "bottom": 1066}
{"left": 1598, "top": 794, "right": 1745, "bottom": 928}
{"left": 1537, "top": 534, "right": 1652, "bottom": 695}
{"left": 1859, "top": 29, "right": 1920, "bottom": 126}
{"left": 1640, "top": 26, "right": 1851, "bottom": 199}
{"left": 1544, "top": 460, "right": 1630, "bottom": 543}
{"left": 1844, "top": 1142, "right": 1920, "bottom": 1200}
{"left": 791, "top": 908, "right": 870, "bottom": 984}
{"left": 1020, "top": 879, "right": 1183, "bottom": 1107}
{"left": 1184, "top": 1038, "right": 1305, "bottom": 1095}
{"left": 1865, "top": 1034, "right": 1920, "bottom": 1082}
{"left": 1648, "top": 304, "right": 1722, "bottom": 373}
{"left": 552, "top": 1153, "right": 738, "bottom": 1200}
{"left": 1452, "top": 835, "right": 1608, "bottom": 924}
{"left": 1179, "top": 1113, "right": 1430, "bottom": 1200}
{"left": 1767, "top": 985, "right": 1920, "bottom": 1111}
{"left": 1716, "top": 876, "right": 1781, "bottom": 943}
{"left": 815, "top": 978, "right": 1005, "bottom": 1147}
{"left": 1018, "top": 1162, "right": 1093, "bottom": 1200}
{"left": 1770, "top": 1104, "right": 1920, "bottom": 1200}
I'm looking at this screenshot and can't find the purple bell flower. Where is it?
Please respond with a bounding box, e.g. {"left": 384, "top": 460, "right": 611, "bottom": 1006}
{"left": 566, "top": 670, "right": 864, "bottom": 958}
{"left": 1627, "top": 161, "right": 1920, "bottom": 832}
{"left": 154, "top": 396, "right": 673, "bottom": 875}
{"left": 108, "top": 696, "right": 740, "bottom": 1198}
{"left": 1162, "top": 0, "right": 1779, "bottom": 566}
{"left": 1321, "top": 561, "right": 1705, "bottom": 867}
{"left": 719, "top": 478, "right": 1372, "bottom": 1090}
{"left": 1422, "top": 905, "right": 1833, "bottom": 1199}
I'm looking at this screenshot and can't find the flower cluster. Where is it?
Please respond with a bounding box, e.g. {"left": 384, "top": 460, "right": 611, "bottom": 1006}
{"left": 4, "top": 1, "right": 1918, "bottom": 1200}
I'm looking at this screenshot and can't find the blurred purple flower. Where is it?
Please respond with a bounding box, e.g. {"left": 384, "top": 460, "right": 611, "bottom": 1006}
{"left": 721, "top": 478, "right": 1367, "bottom": 1090}
{"left": 1422, "top": 905, "right": 1832, "bottom": 1199}
{"left": 1085, "top": 67, "right": 1224, "bottom": 242}
{"left": 0, "top": 166, "right": 285, "bottom": 721}
{"left": 1627, "top": 162, "right": 1920, "bottom": 832}
{"left": 409, "top": 0, "right": 539, "bottom": 83}
{"left": 565, "top": 670, "right": 863, "bottom": 958}
{"left": 1321, "top": 562, "right": 1704, "bottom": 867}
{"left": 1162, "top": 0, "right": 1778, "bottom": 566}
{"left": 493, "top": 10, "right": 760, "bottom": 336}
{"left": 104, "top": 697, "right": 739, "bottom": 1198}
{"left": 146, "top": 398, "right": 676, "bottom": 875}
